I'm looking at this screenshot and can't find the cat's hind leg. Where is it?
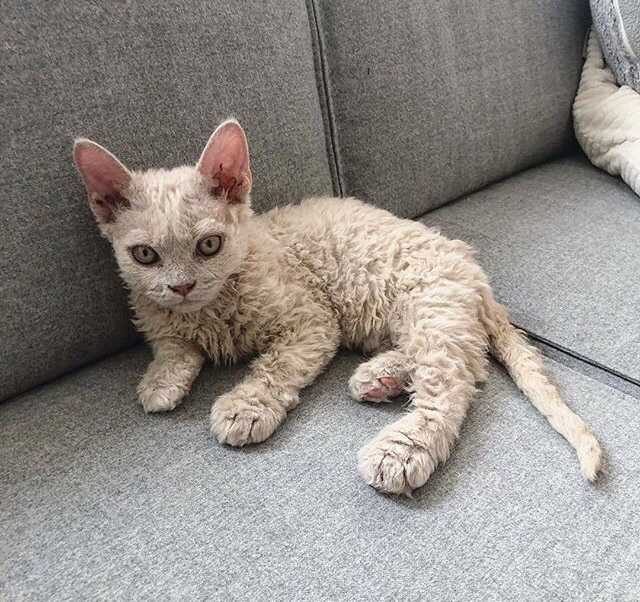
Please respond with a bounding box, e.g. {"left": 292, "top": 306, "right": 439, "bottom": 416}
{"left": 358, "top": 288, "right": 488, "bottom": 495}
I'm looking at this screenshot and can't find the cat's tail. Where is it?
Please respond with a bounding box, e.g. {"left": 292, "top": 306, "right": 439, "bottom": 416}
{"left": 479, "top": 288, "right": 603, "bottom": 481}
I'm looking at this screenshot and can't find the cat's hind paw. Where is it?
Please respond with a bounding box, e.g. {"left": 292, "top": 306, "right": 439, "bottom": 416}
{"left": 210, "top": 391, "right": 286, "bottom": 447}
{"left": 349, "top": 351, "right": 409, "bottom": 403}
{"left": 357, "top": 427, "right": 437, "bottom": 495}
{"left": 350, "top": 375, "right": 405, "bottom": 402}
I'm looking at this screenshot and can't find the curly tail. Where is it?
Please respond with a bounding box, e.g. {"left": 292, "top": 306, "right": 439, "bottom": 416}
{"left": 480, "top": 288, "right": 603, "bottom": 481}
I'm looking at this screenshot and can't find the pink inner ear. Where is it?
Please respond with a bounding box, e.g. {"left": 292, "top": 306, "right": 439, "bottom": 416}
{"left": 74, "top": 142, "right": 130, "bottom": 197}
{"left": 74, "top": 140, "right": 131, "bottom": 222}
{"left": 197, "top": 121, "right": 252, "bottom": 204}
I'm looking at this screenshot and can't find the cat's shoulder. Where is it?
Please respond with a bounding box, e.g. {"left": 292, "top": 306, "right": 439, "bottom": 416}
{"left": 259, "top": 195, "right": 390, "bottom": 227}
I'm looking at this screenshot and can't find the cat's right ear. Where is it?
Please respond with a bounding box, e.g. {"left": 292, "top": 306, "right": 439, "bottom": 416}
{"left": 73, "top": 139, "right": 132, "bottom": 224}
{"left": 197, "top": 119, "right": 252, "bottom": 205}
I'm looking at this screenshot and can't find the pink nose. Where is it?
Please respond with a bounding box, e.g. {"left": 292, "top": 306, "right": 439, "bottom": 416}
{"left": 169, "top": 282, "right": 196, "bottom": 297}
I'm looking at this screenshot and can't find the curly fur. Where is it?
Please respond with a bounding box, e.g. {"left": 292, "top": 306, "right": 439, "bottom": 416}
{"left": 73, "top": 120, "right": 603, "bottom": 495}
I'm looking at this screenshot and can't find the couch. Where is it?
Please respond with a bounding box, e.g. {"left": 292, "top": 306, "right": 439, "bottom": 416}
{"left": 2, "top": 1, "right": 639, "bottom": 599}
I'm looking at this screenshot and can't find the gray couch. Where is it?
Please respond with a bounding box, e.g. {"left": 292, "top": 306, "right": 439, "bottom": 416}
{"left": 2, "top": 2, "right": 639, "bottom": 600}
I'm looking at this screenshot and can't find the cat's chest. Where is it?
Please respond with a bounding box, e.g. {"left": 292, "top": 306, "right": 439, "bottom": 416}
{"left": 136, "top": 303, "right": 260, "bottom": 365}
{"left": 172, "top": 309, "right": 260, "bottom": 363}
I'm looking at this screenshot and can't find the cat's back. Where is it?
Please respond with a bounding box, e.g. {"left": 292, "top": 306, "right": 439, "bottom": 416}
{"left": 260, "top": 195, "right": 455, "bottom": 265}
{"left": 258, "top": 196, "right": 464, "bottom": 347}
{"left": 261, "top": 195, "right": 419, "bottom": 247}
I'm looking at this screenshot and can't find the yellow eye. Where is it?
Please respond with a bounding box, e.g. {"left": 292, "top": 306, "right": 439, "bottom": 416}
{"left": 131, "top": 245, "right": 159, "bottom": 265}
{"left": 196, "top": 235, "right": 223, "bottom": 258}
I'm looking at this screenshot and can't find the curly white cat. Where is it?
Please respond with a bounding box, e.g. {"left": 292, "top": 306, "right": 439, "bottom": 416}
{"left": 73, "top": 119, "right": 602, "bottom": 495}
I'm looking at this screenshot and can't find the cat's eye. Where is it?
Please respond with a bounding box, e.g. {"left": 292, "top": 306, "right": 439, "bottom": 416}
{"left": 131, "top": 245, "right": 160, "bottom": 265}
{"left": 196, "top": 235, "right": 223, "bottom": 258}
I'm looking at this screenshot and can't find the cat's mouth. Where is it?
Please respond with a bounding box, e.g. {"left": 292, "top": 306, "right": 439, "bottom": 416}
{"left": 148, "top": 284, "right": 221, "bottom": 313}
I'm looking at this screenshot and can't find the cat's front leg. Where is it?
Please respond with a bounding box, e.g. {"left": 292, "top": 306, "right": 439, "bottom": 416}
{"left": 138, "top": 337, "right": 205, "bottom": 413}
{"left": 211, "top": 317, "right": 340, "bottom": 446}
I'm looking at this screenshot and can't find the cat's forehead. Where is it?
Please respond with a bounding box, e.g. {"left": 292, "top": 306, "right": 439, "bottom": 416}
{"left": 122, "top": 166, "right": 223, "bottom": 240}
{"left": 131, "top": 166, "right": 203, "bottom": 203}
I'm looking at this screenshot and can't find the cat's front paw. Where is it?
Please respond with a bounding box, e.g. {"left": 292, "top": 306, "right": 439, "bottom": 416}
{"left": 210, "top": 391, "right": 286, "bottom": 447}
{"left": 138, "top": 382, "right": 187, "bottom": 413}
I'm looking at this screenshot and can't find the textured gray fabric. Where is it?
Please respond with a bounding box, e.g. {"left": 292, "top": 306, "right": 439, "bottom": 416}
{"left": 422, "top": 155, "right": 640, "bottom": 384}
{"left": 1, "top": 345, "right": 639, "bottom": 600}
{"left": 619, "top": 0, "right": 640, "bottom": 56}
{"left": 313, "top": 0, "right": 590, "bottom": 217}
{"left": 591, "top": 0, "right": 640, "bottom": 91}
{"left": 534, "top": 339, "right": 640, "bottom": 400}
{"left": 0, "top": 1, "right": 333, "bottom": 402}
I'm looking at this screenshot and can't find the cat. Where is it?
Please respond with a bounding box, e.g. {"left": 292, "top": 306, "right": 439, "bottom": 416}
{"left": 73, "top": 119, "right": 602, "bottom": 495}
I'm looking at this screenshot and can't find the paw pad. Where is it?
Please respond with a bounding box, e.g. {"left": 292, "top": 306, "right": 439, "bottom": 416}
{"left": 360, "top": 376, "right": 405, "bottom": 402}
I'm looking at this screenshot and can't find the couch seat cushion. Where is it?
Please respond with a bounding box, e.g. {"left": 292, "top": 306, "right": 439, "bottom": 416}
{"left": 2, "top": 345, "right": 638, "bottom": 599}
{"left": 422, "top": 155, "right": 640, "bottom": 384}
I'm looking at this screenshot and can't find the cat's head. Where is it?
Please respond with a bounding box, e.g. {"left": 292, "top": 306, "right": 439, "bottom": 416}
{"left": 73, "top": 119, "right": 253, "bottom": 313}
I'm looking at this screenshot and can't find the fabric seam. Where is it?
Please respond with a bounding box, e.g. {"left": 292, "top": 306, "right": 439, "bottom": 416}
{"left": 519, "top": 327, "right": 640, "bottom": 390}
{"left": 305, "top": 0, "right": 344, "bottom": 197}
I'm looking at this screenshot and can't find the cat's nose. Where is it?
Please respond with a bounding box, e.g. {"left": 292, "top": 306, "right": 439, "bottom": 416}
{"left": 168, "top": 281, "right": 196, "bottom": 297}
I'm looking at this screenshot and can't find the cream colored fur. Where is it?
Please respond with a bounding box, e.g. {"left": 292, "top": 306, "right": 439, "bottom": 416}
{"left": 73, "top": 120, "right": 602, "bottom": 495}
{"left": 574, "top": 30, "right": 640, "bottom": 196}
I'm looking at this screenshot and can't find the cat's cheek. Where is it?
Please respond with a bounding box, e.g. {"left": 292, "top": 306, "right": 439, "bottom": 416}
{"left": 112, "top": 245, "right": 133, "bottom": 270}
{"left": 114, "top": 255, "right": 152, "bottom": 297}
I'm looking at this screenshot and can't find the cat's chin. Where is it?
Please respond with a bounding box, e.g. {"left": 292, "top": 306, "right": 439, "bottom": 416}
{"left": 148, "top": 297, "right": 209, "bottom": 314}
{"left": 168, "top": 300, "right": 208, "bottom": 314}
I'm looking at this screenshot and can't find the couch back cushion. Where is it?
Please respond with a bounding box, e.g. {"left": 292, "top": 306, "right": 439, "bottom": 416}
{"left": 313, "top": 0, "right": 590, "bottom": 217}
{"left": 0, "top": 1, "right": 334, "bottom": 401}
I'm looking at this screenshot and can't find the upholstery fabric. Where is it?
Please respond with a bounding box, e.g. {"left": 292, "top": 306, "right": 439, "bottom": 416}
{"left": 591, "top": 0, "right": 640, "bottom": 90}
{"left": 0, "top": 1, "right": 334, "bottom": 402}
{"left": 313, "top": 0, "right": 590, "bottom": 217}
{"left": 1, "top": 345, "right": 638, "bottom": 600}
{"left": 422, "top": 155, "right": 640, "bottom": 383}
{"left": 618, "top": 0, "right": 640, "bottom": 57}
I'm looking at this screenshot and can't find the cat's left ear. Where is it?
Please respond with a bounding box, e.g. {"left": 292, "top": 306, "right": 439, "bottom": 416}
{"left": 197, "top": 119, "right": 252, "bottom": 205}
